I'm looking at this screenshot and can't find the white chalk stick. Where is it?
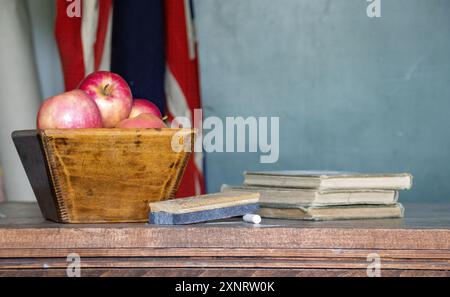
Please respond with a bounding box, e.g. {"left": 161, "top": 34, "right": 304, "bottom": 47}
{"left": 243, "top": 214, "right": 261, "bottom": 224}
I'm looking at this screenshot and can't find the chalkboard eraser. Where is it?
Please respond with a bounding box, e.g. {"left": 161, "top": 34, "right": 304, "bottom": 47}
{"left": 149, "top": 192, "right": 260, "bottom": 225}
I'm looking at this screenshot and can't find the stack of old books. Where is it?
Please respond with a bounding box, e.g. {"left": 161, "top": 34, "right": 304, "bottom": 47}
{"left": 221, "top": 171, "right": 413, "bottom": 220}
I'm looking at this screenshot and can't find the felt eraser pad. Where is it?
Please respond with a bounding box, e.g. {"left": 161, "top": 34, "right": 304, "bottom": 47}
{"left": 149, "top": 192, "right": 260, "bottom": 225}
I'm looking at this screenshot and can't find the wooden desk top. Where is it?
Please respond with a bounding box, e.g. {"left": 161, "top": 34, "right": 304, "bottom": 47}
{"left": 1, "top": 202, "right": 450, "bottom": 250}
{"left": 1, "top": 202, "right": 450, "bottom": 276}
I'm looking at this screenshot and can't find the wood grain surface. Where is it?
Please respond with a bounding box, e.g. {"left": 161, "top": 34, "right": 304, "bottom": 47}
{"left": 13, "top": 129, "right": 194, "bottom": 223}
{"left": 1, "top": 202, "right": 450, "bottom": 276}
{"left": 2, "top": 268, "right": 449, "bottom": 277}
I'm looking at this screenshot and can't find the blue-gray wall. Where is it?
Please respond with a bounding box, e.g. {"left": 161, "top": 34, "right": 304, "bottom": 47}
{"left": 194, "top": 0, "right": 450, "bottom": 202}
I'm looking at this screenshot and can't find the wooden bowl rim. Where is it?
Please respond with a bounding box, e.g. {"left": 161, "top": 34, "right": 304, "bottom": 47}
{"left": 12, "top": 128, "right": 197, "bottom": 140}
{"left": 13, "top": 127, "right": 195, "bottom": 132}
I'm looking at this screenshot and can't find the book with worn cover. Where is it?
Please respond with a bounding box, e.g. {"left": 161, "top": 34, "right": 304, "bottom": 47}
{"left": 221, "top": 184, "right": 398, "bottom": 206}
{"left": 258, "top": 203, "right": 404, "bottom": 221}
{"left": 244, "top": 171, "right": 413, "bottom": 190}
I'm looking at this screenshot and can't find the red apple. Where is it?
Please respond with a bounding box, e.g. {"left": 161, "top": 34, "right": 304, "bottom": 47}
{"left": 79, "top": 71, "right": 133, "bottom": 128}
{"left": 116, "top": 113, "right": 167, "bottom": 129}
{"left": 129, "top": 99, "right": 163, "bottom": 119}
{"left": 37, "top": 90, "right": 102, "bottom": 129}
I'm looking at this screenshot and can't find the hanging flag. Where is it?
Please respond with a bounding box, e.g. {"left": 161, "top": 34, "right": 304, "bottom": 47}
{"left": 55, "top": 0, "right": 113, "bottom": 91}
{"left": 164, "top": 0, "right": 205, "bottom": 197}
{"left": 110, "top": 0, "right": 166, "bottom": 112}
{"left": 0, "top": 0, "right": 42, "bottom": 202}
{"left": 57, "top": 0, "right": 205, "bottom": 197}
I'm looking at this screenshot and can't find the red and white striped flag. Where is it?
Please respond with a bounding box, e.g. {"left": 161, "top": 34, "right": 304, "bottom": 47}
{"left": 55, "top": 0, "right": 113, "bottom": 91}
{"left": 165, "top": 0, "right": 205, "bottom": 197}
{"left": 55, "top": 0, "right": 205, "bottom": 197}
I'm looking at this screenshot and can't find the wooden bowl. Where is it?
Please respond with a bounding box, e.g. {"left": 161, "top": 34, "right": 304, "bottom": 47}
{"left": 12, "top": 128, "right": 195, "bottom": 223}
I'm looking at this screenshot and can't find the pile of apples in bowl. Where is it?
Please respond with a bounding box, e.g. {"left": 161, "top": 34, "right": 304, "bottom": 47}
{"left": 37, "top": 71, "right": 166, "bottom": 129}
{"left": 16, "top": 71, "right": 194, "bottom": 223}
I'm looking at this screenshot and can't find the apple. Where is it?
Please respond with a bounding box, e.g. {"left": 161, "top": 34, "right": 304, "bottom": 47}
{"left": 129, "top": 99, "right": 163, "bottom": 119}
{"left": 116, "top": 113, "right": 167, "bottom": 129}
{"left": 79, "top": 71, "right": 133, "bottom": 128}
{"left": 37, "top": 90, "right": 102, "bottom": 129}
